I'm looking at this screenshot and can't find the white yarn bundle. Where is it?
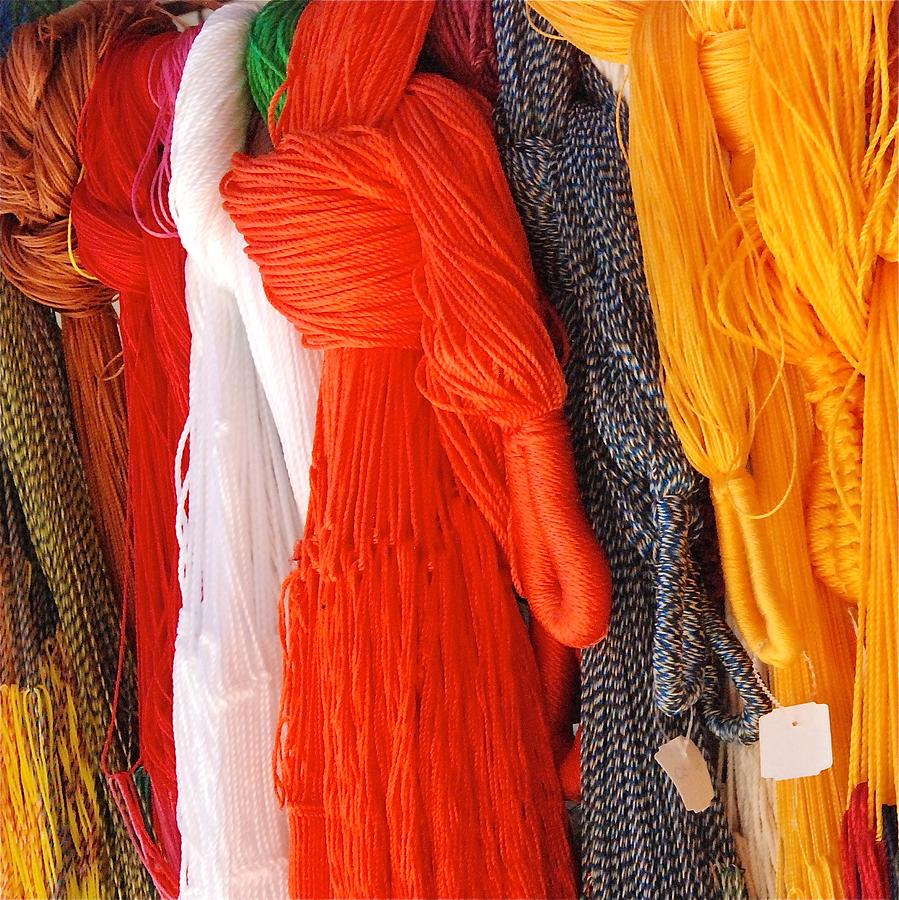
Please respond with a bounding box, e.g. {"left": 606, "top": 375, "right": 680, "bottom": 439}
{"left": 721, "top": 622, "right": 777, "bottom": 900}
{"left": 169, "top": 2, "right": 321, "bottom": 896}
{"left": 725, "top": 741, "right": 777, "bottom": 899}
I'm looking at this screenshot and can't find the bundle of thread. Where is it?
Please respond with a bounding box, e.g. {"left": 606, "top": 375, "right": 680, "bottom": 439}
{"left": 527, "top": 1, "right": 890, "bottom": 895}
{"left": 424, "top": 0, "right": 582, "bottom": 804}
{"left": 0, "top": 427, "right": 62, "bottom": 898}
{"left": 223, "top": 1, "right": 615, "bottom": 895}
{"left": 493, "top": 3, "right": 777, "bottom": 896}
{"left": 71, "top": 22, "right": 198, "bottom": 898}
{"left": 0, "top": 274, "right": 151, "bottom": 898}
{"left": 168, "top": 0, "right": 321, "bottom": 894}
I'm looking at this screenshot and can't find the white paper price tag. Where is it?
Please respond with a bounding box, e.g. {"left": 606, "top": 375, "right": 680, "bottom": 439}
{"left": 654, "top": 736, "right": 715, "bottom": 812}
{"left": 759, "top": 702, "right": 832, "bottom": 781}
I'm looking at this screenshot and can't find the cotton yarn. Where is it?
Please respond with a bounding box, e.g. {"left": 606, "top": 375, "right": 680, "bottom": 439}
{"left": 72, "top": 25, "right": 197, "bottom": 897}
{"left": 493, "top": 4, "right": 769, "bottom": 896}
{"left": 425, "top": 0, "right": 499, "bottom": 102}
{"left": 168, "top": 1, "right": 320, "bottom": 895}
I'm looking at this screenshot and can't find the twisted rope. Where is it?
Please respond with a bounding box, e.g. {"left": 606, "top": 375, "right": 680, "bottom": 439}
{"left": 0, "top": 275, "right": 150, "bottom": 899}
{"left": 493, "top": 4, "right": 771, "bottom": 895}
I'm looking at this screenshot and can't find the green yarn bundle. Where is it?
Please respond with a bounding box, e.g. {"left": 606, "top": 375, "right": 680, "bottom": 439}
{"left": 246, "top": 0, "right": 310, "bottom": 122}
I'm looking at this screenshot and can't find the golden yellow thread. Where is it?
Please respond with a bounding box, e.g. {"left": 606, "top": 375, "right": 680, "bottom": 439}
{"left": 1, "top": 647, "right": 104, "bottom": 898}
{"left": 66, "top": 170, "right": 98, "bottom": 282}
{"left": 528, "top": 0, "right": 892, "bottom": 886}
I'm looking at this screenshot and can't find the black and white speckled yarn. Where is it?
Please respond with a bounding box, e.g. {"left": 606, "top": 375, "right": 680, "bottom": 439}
{"left": 493, "top": 3, "right": 771, "bottom": 896}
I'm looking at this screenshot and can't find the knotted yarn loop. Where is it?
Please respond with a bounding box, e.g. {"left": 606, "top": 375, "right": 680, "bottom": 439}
{"left": 228, "top": 127, "right": 423, "bottom": 351}
{"left": 224, "top": 1, "right": 611, "bottom": 651}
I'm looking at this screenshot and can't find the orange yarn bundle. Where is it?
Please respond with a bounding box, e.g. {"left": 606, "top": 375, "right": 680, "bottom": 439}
{"left": 222, "top": 2, "right": 612, "bottom": 896}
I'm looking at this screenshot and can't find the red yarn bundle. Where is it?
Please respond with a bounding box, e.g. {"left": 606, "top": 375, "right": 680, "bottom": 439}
{"left": 425, "top": 0, "right": 499, "bottom": 102}
{"left": 425, "top": 0, "right": 582, "bottom": 801}
{"left": 223, "top": 2, "right": 611, "bottom": 896}
{"left": 71, "top": 27, "right": 196, "bottom": 898}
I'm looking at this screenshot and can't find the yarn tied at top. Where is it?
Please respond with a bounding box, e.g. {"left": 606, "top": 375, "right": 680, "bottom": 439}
{"left": 225, "top": 35, "right": 611, "bottom": 650}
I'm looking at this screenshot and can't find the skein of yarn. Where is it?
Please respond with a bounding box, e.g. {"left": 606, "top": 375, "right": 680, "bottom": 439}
{"left": 736, "top": 7, "right": 896, "bottom": 879}
{"left": 0, "top": 434, "right": 67, "bottom": 898}
{"left": 0, "top": 274, "right": 151, "bottom": 899}
{"left": 425, "top": 0, "right": 581, "bottom": 804}
{"left": 493, "top": 4, "right": 768, "bottom": 896}
{"left": 168, "top": 1, "right": 320, "bottom": 894}
{"left": 223, "top": 1, "right": 614, "bottom": 895}
{"left": 533, "top": 0, "right": 800, "bottom": 673}
{"left": 71, "top": 24, "right": 197, "bottom": 898}
{"left": 0, "top": 433, "right": 107, "bottom": 899}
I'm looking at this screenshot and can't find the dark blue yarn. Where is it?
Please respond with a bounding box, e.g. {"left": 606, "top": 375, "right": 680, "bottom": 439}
{"left": 493, "top": 3, "right": 772, "bottom": 896}
{"left": 884, "top": 805, "right": 899, "bottom": 900}
{"left": 1, "top": 1, "right": 71, "bottom": 56}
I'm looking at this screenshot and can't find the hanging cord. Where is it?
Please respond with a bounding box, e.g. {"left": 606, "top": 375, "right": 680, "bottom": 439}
{"left": 0, "top": 275, "right": 151, "bottom": 899}
{"left": 493, "top": 4, "right": 759, "bottom": 897}
{"left": 222, "top": 1, "right": 616, "bottom": 895}
{"left": 167, "top": 1, "right": 321, "bottom": 894}
{"left": 0, "top": 445, "right": 82, "bottom": 898}
{"left": 71, "top": 24, "right": 198, "bottom": 898}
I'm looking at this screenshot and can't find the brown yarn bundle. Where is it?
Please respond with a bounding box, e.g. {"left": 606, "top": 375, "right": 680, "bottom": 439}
{"left": 0, "top": 0, "right": 171, "bottom": 599}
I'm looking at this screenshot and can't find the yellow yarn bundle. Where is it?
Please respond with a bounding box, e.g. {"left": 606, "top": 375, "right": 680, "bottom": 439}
{"left": 528, "top": 0, "right": 896, "bottom": 893}
{"left": 0, "top": 646, "right": 103, "bottom": 899}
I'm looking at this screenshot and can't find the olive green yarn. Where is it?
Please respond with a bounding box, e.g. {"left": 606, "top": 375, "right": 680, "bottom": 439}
{"left": 246, "top": 0, "right": 310, "bottom": 122}
{"left": 0, "top": 277, "right": 153, "bottom": 900}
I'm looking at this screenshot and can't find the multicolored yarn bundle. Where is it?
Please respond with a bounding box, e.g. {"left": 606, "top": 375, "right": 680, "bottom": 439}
{"left": 0, "top": 1, "right": 895, "bottom": 898}
{"left": 0, "top": 273, "right": 151, "bottom": 898}
{"left": 493, "top": 4, "right": 767, "bottom": 896}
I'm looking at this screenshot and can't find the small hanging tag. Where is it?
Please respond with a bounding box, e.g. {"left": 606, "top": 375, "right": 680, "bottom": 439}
{"left": 759, "top": 702, "right": 832, "bottom": 781}
{"left": 654, "top": 736, "right": 715, "bottom": 812}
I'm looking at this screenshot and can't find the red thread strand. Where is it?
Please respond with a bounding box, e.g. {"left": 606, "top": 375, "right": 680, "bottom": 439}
{"left": 72, "top": 27, "right": 196, "bottom": 898}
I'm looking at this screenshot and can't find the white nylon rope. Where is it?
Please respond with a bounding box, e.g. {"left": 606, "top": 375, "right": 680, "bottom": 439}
{"left": 169, "top": 2, "right": 321, "bottom": 896}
